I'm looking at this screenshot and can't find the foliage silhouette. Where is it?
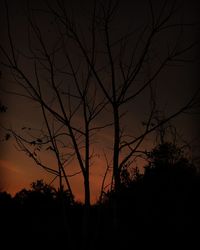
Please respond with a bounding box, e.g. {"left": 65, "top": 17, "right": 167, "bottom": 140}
{"left": 101, "top": 142, "right": 200, "bottom": 248}
{"left": 1, "top": 142, "right": 199, "bottom": 249}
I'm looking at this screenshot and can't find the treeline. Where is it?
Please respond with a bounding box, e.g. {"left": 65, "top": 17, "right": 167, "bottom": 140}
{"left": 1, "top": 142, "right": 200, "bottom": 249}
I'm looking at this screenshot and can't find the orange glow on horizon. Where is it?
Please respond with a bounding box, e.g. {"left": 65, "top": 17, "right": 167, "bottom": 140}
{"left": 0, "top": 159, "right": 30, "bottom": 195}
{"left": 0, "top": 157, "right": 113, "bottom": 204}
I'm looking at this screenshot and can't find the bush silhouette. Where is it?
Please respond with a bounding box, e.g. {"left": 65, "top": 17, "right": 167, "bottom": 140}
{"left": 0, "top": 143, "right": 199, "bottom": 249}
{"left": 102, "top": 143, "right": 200, "bottom": 248}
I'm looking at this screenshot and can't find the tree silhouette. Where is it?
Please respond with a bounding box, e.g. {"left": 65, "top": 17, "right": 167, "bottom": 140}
{"left": 103, "top": 142, "right": 200, "bottom": 248}
{"left": 0, "top": 141, "right": 199, "bottom": 249}
{"left": 0, "top": 0, "right": 200, "bottom": 248}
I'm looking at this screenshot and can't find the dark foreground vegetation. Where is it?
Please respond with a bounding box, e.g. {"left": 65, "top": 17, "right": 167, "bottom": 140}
{"left": 1, "top": 143, "right": 200, "bottom": 249}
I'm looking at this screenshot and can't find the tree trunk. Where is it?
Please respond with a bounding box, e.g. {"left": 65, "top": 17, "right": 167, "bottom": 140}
{"left": 113, "top": 106, "right": 120, "bottom": 192}
{"left": 81, "top": 172, "right": 91, "bottom": 249}
{"left": 112, "top": 106, "right": 121, "bottom": 236}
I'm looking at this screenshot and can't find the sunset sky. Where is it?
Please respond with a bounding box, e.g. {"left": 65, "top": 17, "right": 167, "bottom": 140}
{"left": 0, "top": 0, "right": 200, "bottom": 203}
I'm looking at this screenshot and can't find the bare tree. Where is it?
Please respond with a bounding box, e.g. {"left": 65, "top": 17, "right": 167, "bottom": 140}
{"left": 0, "top": 0, "right": 199, "bottom": 247}
{"left": 0, "top": 1, "right": 110, "bottom": 246}
{"left": 42, "top": 0, "right": 199, "bottom": 193}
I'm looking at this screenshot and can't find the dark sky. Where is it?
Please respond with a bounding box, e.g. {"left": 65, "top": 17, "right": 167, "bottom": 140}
{"left": 0, "top": 0, "right": 200, "bottom": 202}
